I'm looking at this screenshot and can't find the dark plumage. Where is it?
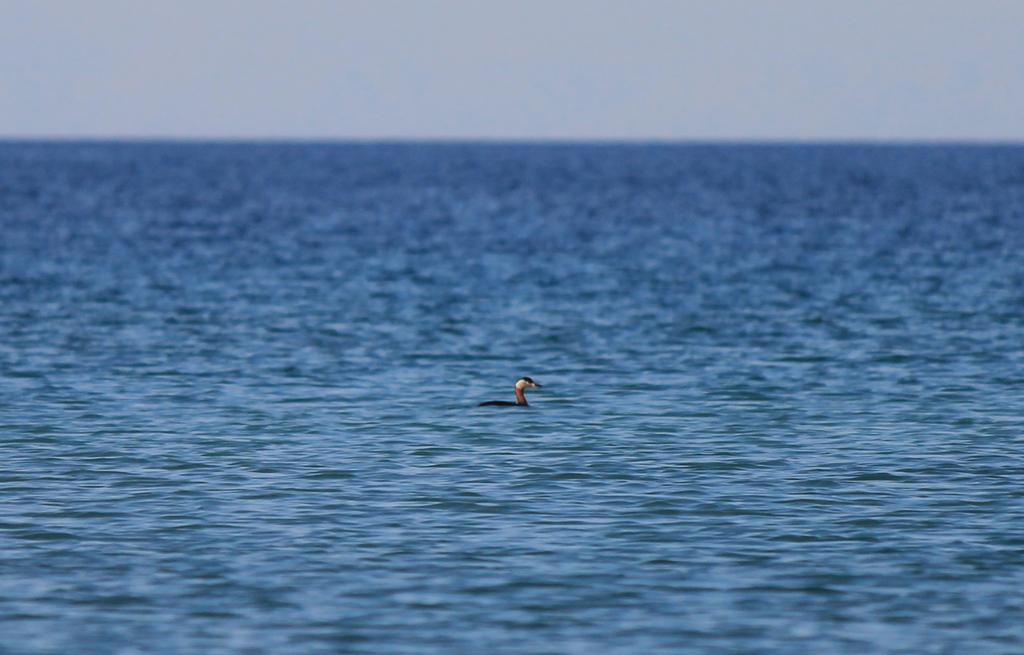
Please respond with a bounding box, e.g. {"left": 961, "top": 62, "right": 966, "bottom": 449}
{"left": 478, "top": 376, "right": 543, "bottom": 407}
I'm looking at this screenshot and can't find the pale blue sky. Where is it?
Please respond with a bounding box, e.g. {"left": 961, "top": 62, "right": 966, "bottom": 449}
{"left": 1, "top": 0, "right": 1022, "bottom": 140}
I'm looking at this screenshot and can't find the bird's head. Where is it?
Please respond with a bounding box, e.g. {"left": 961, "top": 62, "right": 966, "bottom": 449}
{"left": 515, "top": 376, "right": 542, "bottom": 390}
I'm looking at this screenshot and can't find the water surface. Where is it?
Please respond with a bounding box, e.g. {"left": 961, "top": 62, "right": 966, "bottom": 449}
{"left": 2, "top": 142, "right": 1024, "bottom": 653}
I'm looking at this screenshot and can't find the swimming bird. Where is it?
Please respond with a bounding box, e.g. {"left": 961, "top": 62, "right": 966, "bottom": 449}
{"left": 478, "top": 377, "right": 542, "bottom": 407}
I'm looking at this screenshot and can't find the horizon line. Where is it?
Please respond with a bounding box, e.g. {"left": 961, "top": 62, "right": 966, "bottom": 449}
{"left": 2, "top": 134, "right": 1023, "bottom": 147}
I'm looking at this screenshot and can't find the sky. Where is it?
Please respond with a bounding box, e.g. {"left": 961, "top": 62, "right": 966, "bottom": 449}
{"left": 1, "top": 0, "right": 1022, "bottom": 141}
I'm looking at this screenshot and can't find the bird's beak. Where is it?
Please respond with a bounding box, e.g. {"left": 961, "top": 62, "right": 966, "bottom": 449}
{"left": 533, "top": 382, "right": 543, "bottom": 388}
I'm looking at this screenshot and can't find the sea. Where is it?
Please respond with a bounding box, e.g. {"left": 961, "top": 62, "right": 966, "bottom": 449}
{"left": 2, "top": 141, "right": 1023, "bottom": 654}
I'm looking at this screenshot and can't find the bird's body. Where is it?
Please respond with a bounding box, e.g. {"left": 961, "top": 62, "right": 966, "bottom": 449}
{"left": 478, "top": 377, "right": 542, "bottom": 407}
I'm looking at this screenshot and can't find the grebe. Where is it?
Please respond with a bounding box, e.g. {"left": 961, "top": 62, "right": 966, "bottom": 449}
{"left": 478, "top": 377, "right": 542, "bottom": 407}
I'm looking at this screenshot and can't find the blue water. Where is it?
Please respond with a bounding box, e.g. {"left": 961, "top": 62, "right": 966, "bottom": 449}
{"left": 2, "top": 141, "right": 1024, "bottom": 654}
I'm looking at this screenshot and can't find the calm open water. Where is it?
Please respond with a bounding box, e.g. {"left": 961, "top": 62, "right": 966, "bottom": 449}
{"left": 2, "top": 141, "right": 1024, "bottom": 654}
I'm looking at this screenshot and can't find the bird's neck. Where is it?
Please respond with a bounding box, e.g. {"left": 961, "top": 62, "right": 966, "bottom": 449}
{"left": 514, "top": 387, "right": 528, "bottom": 405}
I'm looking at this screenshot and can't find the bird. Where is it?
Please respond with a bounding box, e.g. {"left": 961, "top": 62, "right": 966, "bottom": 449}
{"left": 478, "top": 376, "right": 543, "bottom": 407}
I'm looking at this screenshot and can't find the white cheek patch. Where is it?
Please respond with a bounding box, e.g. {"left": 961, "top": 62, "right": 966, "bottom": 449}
{"left": 515, "top": 379, "right": 528, "bottom": 390}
